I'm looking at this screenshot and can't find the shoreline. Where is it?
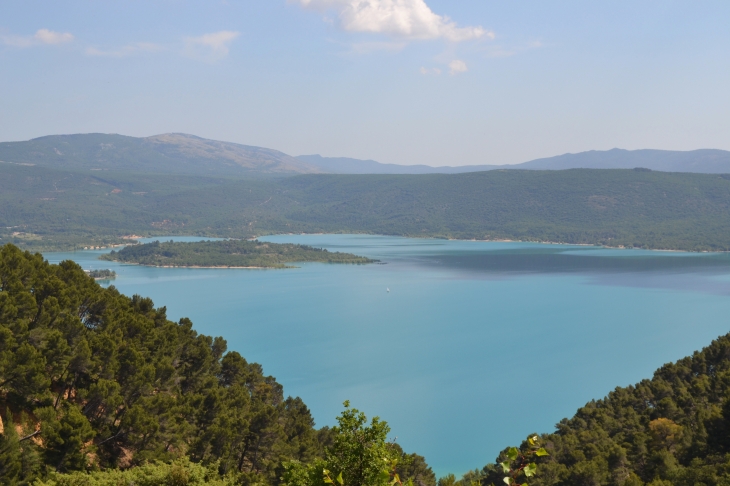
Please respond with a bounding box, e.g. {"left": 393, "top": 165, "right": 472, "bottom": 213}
{"left": 100, "top": 261, "right": 285, "bottom": 269}
{"left": 31, "top": 233, "right": 728, "bottom": 255}
{"left": 256, "top": 232, "right": 727, "bottom": 254}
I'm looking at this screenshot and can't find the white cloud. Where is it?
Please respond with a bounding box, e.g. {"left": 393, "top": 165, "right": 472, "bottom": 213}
{"left": 35, "top": 29, "right": 74, "bottom": 45}
{"left": 2, "top": 29, "right": 74, "bottom": 47}
{"left": 294, "top": 0, "right": 491, "bottom": 42}
{"left": 449, "top": 59, "right": 467, "bottom": 75}
{"left": 85, "top": 42, "right": 165, "bottom": 58}
{"left": 183, "top": 31, "right": 240, "bottom": 62}
{"left": 420, "top": 66, "right": 441, "bottom": 75}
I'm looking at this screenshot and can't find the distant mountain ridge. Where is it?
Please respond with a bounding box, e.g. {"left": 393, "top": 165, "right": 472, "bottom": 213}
{"left": 0, "top": 133, "right": 320, "bottom": 177}
{"left": 518, "top": 148, "right": 730, "bottom": 172}
{"left": 298, "top": 148, "right": 730, "bottom": 174}
{"left": 295, "top": 154, "right": 500, "bottom": 174}
{"left": 2, "top": 132, "right": 729, "bottom": 176}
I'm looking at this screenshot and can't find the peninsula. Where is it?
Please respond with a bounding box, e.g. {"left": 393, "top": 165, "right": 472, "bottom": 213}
{"left": 99, "top": 239, "right": 376, "bottom": 268}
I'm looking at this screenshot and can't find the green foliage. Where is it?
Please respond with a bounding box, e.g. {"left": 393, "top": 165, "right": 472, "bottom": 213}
{"left": 0, "top": 244, "right": 331, "bottom": 483}
{"left": 282, "top": 402, "right": 430, "bottom": 486}
{"left": 0, "top": 410, "right": 23, "bottom": 484}
{"left": 99, "top": 240, "right": 374, "bottom": 268}
{"left": 437, "top": 474, "right": 457, "bottom": 486}
{"left": 324, "top": 401, "right": 397, "bottom": 486}
{"left": 496, "top": 436, "right": 549, "bottom": 486}
{"left": 34, "top": 457, "right": 237, "bottom": 486}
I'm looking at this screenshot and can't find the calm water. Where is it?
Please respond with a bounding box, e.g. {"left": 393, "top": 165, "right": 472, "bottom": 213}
{"left": 45, "top": 235, "right": 730, "bottom": 476}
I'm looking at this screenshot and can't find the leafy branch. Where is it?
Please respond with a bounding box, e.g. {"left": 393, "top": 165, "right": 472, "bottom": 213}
{"left": 498, "top": 435, "right": 549, "bottom": 486}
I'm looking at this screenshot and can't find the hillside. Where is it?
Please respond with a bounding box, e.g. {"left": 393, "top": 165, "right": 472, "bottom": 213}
{"left": 0, "top": 244, "right": 326, "bottom": 482}
{"left": 0, "top": 133, "right": 320, "bottom": 177}
{"left": 297, "top": 149, "right": 730, "bottom": 174}
{"left": 2, "top": 164, "right": 730, "bottom": 251}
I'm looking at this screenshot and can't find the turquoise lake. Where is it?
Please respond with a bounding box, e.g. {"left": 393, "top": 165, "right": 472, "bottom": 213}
{"left": 44, "top": 235, "right": 730, "bottom": 477}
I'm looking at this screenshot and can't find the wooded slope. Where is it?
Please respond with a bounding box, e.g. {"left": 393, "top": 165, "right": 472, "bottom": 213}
{"left": 3, "top": 164, "right": 730, "bottom": 251}
{"left": 0, "top": 244, "right": 327, "bottom": 483}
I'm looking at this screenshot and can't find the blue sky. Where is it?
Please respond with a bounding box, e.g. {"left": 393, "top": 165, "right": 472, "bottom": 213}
{"left": 1, "top": 1, "right": 728, "bottom": 165}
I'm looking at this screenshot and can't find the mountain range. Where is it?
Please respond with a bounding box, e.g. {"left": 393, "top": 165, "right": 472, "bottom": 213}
{"left": 1, "top": 133, "right": 729, "bottom": 176}
{"left": 298, "top": 149, "right": 730, "bottom": 174}
{"left": 0, "top": 133, "right": 318, "bottom": 177}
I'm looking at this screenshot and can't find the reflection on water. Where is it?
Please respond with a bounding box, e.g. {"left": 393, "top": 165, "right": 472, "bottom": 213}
{"left": 410, "top": 248, "right": 730, "bottom": 295}
{"left": 422, "top": 248, "right": 730, "bottom": 275}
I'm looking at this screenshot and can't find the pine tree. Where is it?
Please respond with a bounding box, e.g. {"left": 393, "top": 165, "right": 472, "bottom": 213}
{"left": 0, "top": 410, "right": 22, "bottom": 485}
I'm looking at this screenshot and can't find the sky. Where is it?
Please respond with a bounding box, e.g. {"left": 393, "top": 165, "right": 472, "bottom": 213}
{"left": 1, "top": 1, "right": 729, "bottom": 166}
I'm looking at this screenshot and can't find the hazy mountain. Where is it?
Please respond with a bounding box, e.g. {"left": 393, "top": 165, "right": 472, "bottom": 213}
{"left": 4, "top": 133, "right": 728, "bottom": 177}
{"left": 518, "top": 148, "right": 730, "bottom": 172}
{"left": 296, "top": 155, "right": 503, "bottom": 174}
{"left": 298, "top": 148, "right": 730, "bottom": 174}
{"left": 0, "top": 133, "right": 321, "bottom": 177}
{"left": 295, "top": 154, "right": 500, "bottom": 174}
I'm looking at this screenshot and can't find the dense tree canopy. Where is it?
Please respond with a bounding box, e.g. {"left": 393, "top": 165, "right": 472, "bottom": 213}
{"left": 0, "top": 244, "right": 328, "bottom": 484}
{"left": 0, "top": 244, "right": 428, "bottom": 485}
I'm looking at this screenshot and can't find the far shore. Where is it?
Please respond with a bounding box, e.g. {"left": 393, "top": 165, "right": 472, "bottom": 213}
{"left": 83, "top": 232, "right": 729, "bottom": 254}
{"left": 101, "top": 261, "right": 285, "bottom": 269}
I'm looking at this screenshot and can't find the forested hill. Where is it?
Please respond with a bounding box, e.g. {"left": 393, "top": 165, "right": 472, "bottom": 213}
{"left": 100, "top": 240, "right": 375, "bottom": 267}
{"left": 475, "top": 332, "right": 730, "bottom": 486}
{"left": 4, "top": 164, "right": 730, "bottom": 252}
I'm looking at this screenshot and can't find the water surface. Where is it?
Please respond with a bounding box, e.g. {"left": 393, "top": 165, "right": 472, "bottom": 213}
{"left": 45, "top": 235, "right": 730, "bottom": 476}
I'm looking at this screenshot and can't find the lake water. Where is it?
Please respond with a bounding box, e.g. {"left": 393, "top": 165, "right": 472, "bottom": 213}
{"left": 45, "top": 235, "right": 730, "bottom": 477}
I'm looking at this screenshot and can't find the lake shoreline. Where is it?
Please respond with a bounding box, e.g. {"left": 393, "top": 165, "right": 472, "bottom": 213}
{"left": 249, "top": 232, "right": 726, "bottom": 253}
{"left": 102, "top": 260, "right": 283, "bottom": 269}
